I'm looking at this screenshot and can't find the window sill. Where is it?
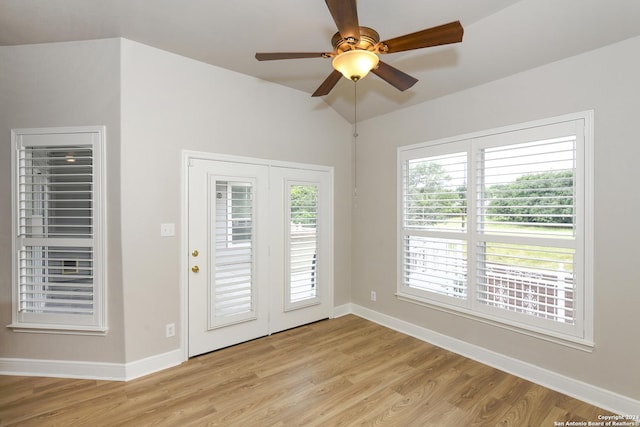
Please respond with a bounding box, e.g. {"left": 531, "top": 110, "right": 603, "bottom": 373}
{"left": 395, "top": 292, "right": 594, "bottom": 352}
{"left": 7, "top": 323, "right": 108, "bottom": 336}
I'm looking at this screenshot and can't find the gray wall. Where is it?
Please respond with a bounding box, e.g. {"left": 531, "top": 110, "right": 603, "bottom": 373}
{"left": 353, "top": 35, "right": 640, "bottom": 400}
{"left": 119, "top": 39, "right": 353, "bottom": 362}
{"left": 0, "top": 39, "right": 125, "bottom": 362}
{"left": 0, "top": 38, "right": 353, "bottom": 365}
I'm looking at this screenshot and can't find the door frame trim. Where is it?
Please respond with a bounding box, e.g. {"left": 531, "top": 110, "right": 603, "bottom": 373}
{"left": 180, "top": 150, "right": 335, "bottom": 361}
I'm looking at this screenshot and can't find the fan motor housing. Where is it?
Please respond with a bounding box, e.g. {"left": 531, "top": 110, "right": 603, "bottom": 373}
{"left": 332, "top": 26, "right": 380, "bottom": 53}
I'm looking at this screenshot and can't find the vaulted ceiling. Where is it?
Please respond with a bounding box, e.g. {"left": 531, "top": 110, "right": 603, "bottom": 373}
{"left": 1, "top": 0, "right": 639, "bottom": 122}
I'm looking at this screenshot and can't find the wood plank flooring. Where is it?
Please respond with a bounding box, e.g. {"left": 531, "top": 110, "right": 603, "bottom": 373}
{"left": 0, "top": 315, "right": 614, "bottom": 426}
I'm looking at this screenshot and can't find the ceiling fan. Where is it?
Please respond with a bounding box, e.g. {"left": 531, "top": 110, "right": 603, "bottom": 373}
{"left": 255, "top": 0, "right": 464, "bottom": 97}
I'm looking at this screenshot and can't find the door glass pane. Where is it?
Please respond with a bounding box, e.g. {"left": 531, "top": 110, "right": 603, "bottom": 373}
{"left": 289, "top": 184, "right": 318, "bottom": 305}
{"left": 212, "top": 180, "right": 254, "bottom": 326}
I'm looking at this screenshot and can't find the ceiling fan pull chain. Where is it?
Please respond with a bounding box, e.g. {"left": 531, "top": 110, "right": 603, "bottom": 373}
{"left": 353, "top": 81, "right": 358, "bottom": 138}
{"left": 353, "top": 81, "right": 358, "bottom": 198}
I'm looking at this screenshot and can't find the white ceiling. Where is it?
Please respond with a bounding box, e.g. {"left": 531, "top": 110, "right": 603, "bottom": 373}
{"left": 1, "top": 0, "right": 639, "bottom": 122}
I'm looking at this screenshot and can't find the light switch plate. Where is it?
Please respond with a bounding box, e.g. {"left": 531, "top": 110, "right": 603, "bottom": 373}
{"left": 160, "top": 223, "right": 175, "bottom": 237}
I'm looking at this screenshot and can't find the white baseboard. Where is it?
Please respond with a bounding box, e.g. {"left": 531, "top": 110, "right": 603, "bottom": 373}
{"left": 0, "top": 357, "right": 126, "bottom": 381}
{"left": 3, "top": 307, "right": 638, "bottom": 416}
{"left": 348, "top": 303, "right": 640, "bottom": 416}
{"left": 123, "top": 349, "right": 183, "bottom": 381}
{"left": 0, "top": 349, "right": 183, "bottom": 382}
{"left": 332, "top": 303, "right": 354, "bottom": 318}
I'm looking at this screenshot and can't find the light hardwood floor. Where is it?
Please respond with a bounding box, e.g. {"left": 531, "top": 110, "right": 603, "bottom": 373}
{"left": 0, "top": 315, "right": 614, "bottom": 426}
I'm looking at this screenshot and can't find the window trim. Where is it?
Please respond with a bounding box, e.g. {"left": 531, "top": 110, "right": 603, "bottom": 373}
{"left": 397, "top": 111, "right": 594, "bottom": 349}
{"left": 9, "top": 126, "right": 107, "bottom": 335}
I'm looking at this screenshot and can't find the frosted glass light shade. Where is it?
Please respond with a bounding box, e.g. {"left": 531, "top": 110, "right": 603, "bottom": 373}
{"left": 332, "top": 50, "right": 379, "bottom": 81}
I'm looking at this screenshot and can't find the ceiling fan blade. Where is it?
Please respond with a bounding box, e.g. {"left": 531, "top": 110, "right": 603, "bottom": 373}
{"left": 255, "top": 52, "right": 329, "bottom": 61}
{"left": 371, "top": 61, "right": 418, "bottom": 92}
{"left": 379, "top": 21, "right": 463, "bottom": 54}
{"left": 312, "top": 70, "right": 343, "bottom": 97}
{"left": 325, "top": 0, "right": 360, "bottom": 42}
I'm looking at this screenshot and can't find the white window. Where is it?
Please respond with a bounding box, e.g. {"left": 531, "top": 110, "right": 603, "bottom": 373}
{"left": 398, "top": 112, "right": 593, "bottom": 346}
{"left": 11, "top": 127, "right": 106, "bottom": 333}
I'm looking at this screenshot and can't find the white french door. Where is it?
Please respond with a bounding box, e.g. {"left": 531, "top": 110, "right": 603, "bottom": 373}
{"left": 188, "top": 160, "right": 269, "bottom": 357}
{"left": 268, "top": 167, "right": 333, "bottom": 333}
{"left": 187, "top": 156, "right": 333, "bottom": 357}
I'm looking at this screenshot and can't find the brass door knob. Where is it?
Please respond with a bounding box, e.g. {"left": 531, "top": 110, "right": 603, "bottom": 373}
{"left": 191, "top": 265, "right": 200, "bottom": 273}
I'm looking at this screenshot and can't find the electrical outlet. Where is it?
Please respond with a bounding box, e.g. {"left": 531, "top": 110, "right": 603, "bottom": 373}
{"left": 166, "top": 323, "right": 175, "bottom": 338}
{"left": 370, "top": 291, "right": 377, "bottom": 302}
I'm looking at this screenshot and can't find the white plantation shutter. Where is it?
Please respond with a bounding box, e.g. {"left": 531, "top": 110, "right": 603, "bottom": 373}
{"left": 477, "top": 136, "right": 576, "bottom": 236}
{"left": 475, "top": 133, "right": 578, "bottom": 327}
{"left": 286, "top": 183, "right": 320, "bottom": 310}
{"left": 212, "top": 180, "right": 256, "bottom": 327}
{"left": 12, "top": 127, "right": 105, "bottom": 331}
{"left": 476, "top": 243, "right": 575, "bottom": 324}
{"left": 400, "top": 145, "right": 469, "bottom": 307}
{"left": 403, "top": 152, "right": 468, "bottom": 232}
{"left": 398, "top": 113, "right": 592, "bottom": 344}
{"left": 402, "top": 236, "right": 467, "bottom": 299}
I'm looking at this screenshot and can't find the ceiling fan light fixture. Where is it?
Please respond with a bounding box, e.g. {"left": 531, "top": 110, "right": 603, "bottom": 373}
{"left": 332, "top": 49, "right": 379, "bottom": 82}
